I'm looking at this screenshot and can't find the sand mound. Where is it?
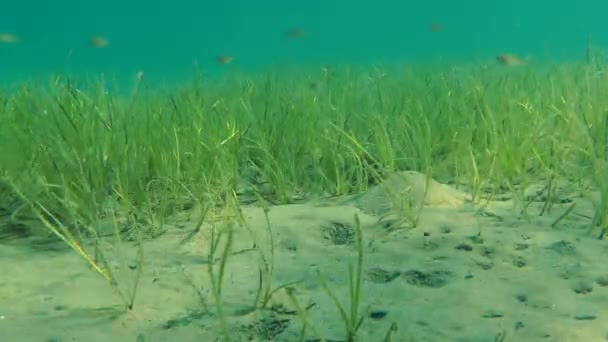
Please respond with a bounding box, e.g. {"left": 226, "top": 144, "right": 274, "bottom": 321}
{"left": 350, "top": 170, "right": 469, "bottom": 216}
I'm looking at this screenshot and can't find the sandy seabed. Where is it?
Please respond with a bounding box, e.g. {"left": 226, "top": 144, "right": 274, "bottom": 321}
{"left": 1, "top": 171, "right": 607, "bottom": 341}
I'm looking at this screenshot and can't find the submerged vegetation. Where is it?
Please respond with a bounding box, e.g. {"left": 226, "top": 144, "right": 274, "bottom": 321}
{"left": 1, "top": 61, "right": 608, "bottom": 340}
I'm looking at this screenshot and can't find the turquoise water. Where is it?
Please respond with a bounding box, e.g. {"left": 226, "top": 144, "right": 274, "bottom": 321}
{"left": 0, "top": 0, "right": 606, "bottom": 87}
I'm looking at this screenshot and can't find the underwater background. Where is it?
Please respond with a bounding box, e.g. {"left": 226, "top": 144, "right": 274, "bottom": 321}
{"left": 0, "top": 0, "right": 607, "bottom": 88}
{"left": 4, "top": 1, "right": 608, "bottom": 341}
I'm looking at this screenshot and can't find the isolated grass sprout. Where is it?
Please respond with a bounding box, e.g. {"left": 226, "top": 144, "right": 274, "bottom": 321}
{"left": 207, "top": 194, "right": 237, "bottom": 340}
{"left": 317, "top": 213, "right": 364, "bottom": 341}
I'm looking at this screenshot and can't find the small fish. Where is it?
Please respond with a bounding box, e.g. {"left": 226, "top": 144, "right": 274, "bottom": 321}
{"left": 132, "top": 71, "right": 146, "bottom": 97}
{"left": 216, "top": 55, "right": 234, "bottom": 65}
{"left": 496, "top": 54, "right": 527, "bottom": 66}
{"left": 283, "top": 27, "right": 306, "bottom": 39}
{"left": 89, "top": 35, "right": 109, "bottom": 48}
{"left": 429, "top": 23, "right": 443, "bottom": 33}
{"left": 0, "top": 33, "right": 18, "bottom": 44}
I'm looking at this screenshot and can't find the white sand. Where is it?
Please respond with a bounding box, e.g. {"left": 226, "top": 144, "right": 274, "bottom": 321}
{"left": 1, "top": 171, "right": 607, "bottom": 341}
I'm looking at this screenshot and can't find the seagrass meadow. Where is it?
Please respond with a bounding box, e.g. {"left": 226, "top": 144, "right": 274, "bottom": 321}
{"left": 1, "top": 62, "right": 608, "bottom": 341}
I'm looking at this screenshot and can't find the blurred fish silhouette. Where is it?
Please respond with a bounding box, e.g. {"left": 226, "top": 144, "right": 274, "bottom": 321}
{"left": 0, "top": 33, "right": 18, "bottom": 44}
{"left": 283, "top": 27, "right": 306, "bottom": 39}
{"left": 429, "top": 23, "right": 443, "bottom": 33}
{"left": 496, "top": 54, "right": 527, "bottom": 66}
{"left": 89, "top": 35, "right": 109, "bottom": 48}
{"left": 132, "top": 71, "right": 146, "bottom": 97}
{"left": 216, "top": 55, "right": 234, "bottom": 65}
